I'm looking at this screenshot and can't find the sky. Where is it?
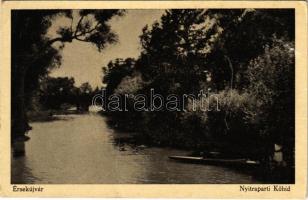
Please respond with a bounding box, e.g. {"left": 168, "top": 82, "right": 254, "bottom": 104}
{"left": 49, "top": 10, "right": 165, "bottom": 87}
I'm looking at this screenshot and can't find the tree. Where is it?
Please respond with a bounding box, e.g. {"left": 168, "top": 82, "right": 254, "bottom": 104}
{"left": 102, "top": 10, "right": 216, "bottom": 146}
{"left": 12, "top": 9, "right": 124, "bottom": 140}
{"left": 39, "top": 77, "right": 76, "bottom": 109}
{"left": 77, "top": 82, "right": 93, "bottom": 111}
{"left": 203, "top": 9, "right": 295, "bottom": 90}
{"left": 102, "top": 58, "right": 135, "bottom": 96}
{"left": 246, "top": 39, "right": 295, "bottom": 165}
{"left": 138, "top": 9, "right": 213, "bottom": 96}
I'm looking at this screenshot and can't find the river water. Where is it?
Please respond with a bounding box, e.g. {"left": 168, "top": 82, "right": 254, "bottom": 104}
{"left": 11, "top": 113, "right": 260, "bottom": 184}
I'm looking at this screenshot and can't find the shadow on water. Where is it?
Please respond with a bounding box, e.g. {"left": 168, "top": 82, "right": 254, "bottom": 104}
{"left": 11, "top": 142, "right": 40, "bottom": 184}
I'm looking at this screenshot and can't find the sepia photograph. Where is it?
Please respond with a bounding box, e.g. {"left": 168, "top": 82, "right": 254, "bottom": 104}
{"left": 10, "top": 8, "right": 296, "bottom": 184}
{"left": 0, "top": 1, "right": 307, "bottom": 198}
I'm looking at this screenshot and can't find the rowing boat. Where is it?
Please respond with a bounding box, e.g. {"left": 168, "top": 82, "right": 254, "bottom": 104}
{"left": 168, "top": 156, "right": 259, "bottom": 168}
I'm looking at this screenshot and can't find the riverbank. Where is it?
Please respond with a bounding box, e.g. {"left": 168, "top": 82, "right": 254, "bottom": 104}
{"left": 27, "top": 109, "right": 88, "bottom": 122}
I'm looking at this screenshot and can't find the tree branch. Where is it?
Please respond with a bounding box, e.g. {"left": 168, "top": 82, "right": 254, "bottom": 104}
{"left": 46, "top": 37, "right": 66, "bottom": 46}
{"left": 74, "top": 15, "right": 85, "bottom": 37}
{"left": 75, "top": 22, "right": 101, "bottom": 37}
{"left": 74, "top": 36, "right": 89, "bottom": 42}
{"left": 22, "top": 16, "right": 101, "bottom": 64}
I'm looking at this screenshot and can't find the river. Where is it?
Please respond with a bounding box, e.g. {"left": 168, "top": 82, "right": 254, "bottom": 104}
{"left": 11, "top": 113, "right": 260, "bottom": 184}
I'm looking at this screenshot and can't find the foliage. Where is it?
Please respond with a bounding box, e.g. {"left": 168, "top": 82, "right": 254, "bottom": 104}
{"left": 246, "top": 39, "right": 295, "bottom": 164}
{"left": 138, "top": 9, "right": 213, "bottom": 95}
{"left": 102, "top": 9, "right": 295, "bottom": 167}
{"left": 38, "top": 77, "right": 95, "bottom": 110}
{"left": 39, "top": 77, "right": 75, "bottom": 109}
{"left": 103, "top": 58, "right": 135, "bottom": 95}
{"left": 203, "top": 9, "right": 295, "bottom": 90}
{"left": 114, "top": 72, "right": 146, "bottom": 95}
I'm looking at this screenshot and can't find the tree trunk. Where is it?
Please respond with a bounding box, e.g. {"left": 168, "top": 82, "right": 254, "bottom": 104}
{"left": 11, "top": 66, "right": 30, "bottom": 141}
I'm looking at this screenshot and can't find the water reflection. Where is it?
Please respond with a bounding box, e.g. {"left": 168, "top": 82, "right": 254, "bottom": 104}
{"left": 11, "top": 113, "right": 260, "bottom": 184}
{"left": 12, "top": 141, "right": 26, "bottom": 157}
{"left": 11, "top": 154, "right": 39, "bottom": 184}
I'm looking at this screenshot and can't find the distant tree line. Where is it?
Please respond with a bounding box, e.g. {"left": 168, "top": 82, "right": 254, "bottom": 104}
{"left": 36, "top": 77, "right": 100, "bottom": 111}
{"left": 102, "top": 9, "right": 295, "bottom": 171}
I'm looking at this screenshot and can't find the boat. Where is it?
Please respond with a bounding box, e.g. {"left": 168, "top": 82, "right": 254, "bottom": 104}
{"left": 168, "top": 155, "right": 260, "bottom": 168}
